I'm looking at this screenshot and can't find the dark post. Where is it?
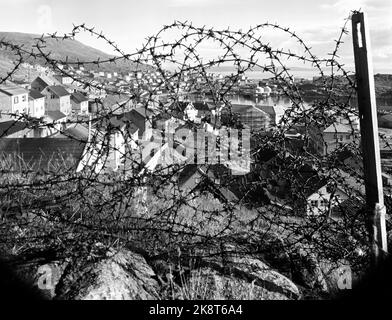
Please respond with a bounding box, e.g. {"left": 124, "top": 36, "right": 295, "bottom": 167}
{"left": 352, "top": 12, "right": 388, "bottom": 265}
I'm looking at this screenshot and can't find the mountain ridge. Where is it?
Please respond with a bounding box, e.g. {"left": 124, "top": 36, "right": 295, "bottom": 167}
{"left": 0, "top": 31, "right": 150, "bottom": 77}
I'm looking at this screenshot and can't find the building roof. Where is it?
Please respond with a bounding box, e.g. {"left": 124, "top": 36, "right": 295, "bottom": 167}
{"left": 0, "top": 138, "right": 86, "bottom": 173}
{"left": 46, "top": 111, "right": 67, "bottom": 121}
{"left": 0, "top": 120, "right": 30, "bottom": 138}
{"left": 256, "top": 105, "right": 276, "bottom": 115}
{"left": 71, "top": 92, "right": 89, "bottom": 104}
{"left": 330, "top": 197, "right": 364, "bottom": 219}
{"left": 173, "top": 101, "right": 190, "bottom": 112}
{"left": 132, "top": 107, "right": 156, "bottom": 119}
{"left": 177, "top": 164, "right": 239, "bottom": 204}
{"left": 46, "top": 85, "right": 70, "bottom": 98}
{"left": 29, "top": 90, "right": 45, "bottom": 100}
{"left": 33, "top": 75, "right": 60, "bottom": 88}
{"left": 60, "top": 123, "right": 90, "bottom": 142}
{"left": 0, "top": 84, "right": 28, "bottom": 96}
{"left": 323, "top": 123, "right": 353, "bottom": 134}
{"left": 193, "top": 102, "right": 211, "bottom": 112}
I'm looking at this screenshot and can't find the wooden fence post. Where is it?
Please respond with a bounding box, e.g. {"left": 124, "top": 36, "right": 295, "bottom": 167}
{"left": 351, "top": 11, "right": 388, "bottom": 266}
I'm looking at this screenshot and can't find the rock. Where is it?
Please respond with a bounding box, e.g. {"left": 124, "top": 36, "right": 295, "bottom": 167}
{"left": 58, "top": 249, "right": 159, "bottom": 300}
{"left": 202, "top": 253, "right": 301, "bottom": 300}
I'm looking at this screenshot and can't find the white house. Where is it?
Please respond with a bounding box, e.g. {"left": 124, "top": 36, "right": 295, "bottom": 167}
{"left": 41, "top": 85, "right": 72, "bottom": 116}
{"left": 0, "top": 84, "right": 29, "bottom": 118}
{"left": 70, "top": 92, "right": 89, "bottom": 115}
{"left": 28, "top": 90, "right": 45, "bottom": 118}
{"left": 183, "top": 102, "right": 199, "bottom": 122}
{"left": 54, "top": 74, "right": 73, "bottom": 85}
{"left": 310, "top": 113, "right": 360, "bottom": 156}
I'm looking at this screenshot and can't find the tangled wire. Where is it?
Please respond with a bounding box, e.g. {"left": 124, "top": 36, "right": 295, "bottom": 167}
{"left": 0, "top": 10, "right": 389, "bottom": 297}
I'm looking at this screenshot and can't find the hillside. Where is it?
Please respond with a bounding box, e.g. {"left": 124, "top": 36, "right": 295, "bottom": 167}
{"left": 0, "top": 31, "right": 151, "bottom": 77}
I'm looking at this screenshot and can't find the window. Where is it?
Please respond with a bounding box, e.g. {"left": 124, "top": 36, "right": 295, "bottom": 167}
{"left": 14, "top": 96, "right": 19, "bottom": 104}
{"left": 310, "top": 200, "right": 318, "bottom": 207}
{"left": 22, "top": 95, "right": 26, "bottom": 102}
{"left": 340, "top": 135, "right": 343, "bottom": 141}
{"left": 346, "top": 135, "right": 351, "bottom": 140}
{"left": 320, "top": 199, "right": 328, "bottom": 207}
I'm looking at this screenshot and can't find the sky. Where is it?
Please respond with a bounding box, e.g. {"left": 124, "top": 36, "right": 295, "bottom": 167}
{"left": 0, "top": 0, "right": 391, "bottom": 73}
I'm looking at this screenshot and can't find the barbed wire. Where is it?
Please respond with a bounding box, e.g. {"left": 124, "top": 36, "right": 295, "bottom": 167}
{"left": 0, "top": 10, "right": 390, "bottom": 298}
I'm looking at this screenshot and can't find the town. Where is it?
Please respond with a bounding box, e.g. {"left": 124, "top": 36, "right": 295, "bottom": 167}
{"left": 1, "top": 60, "right": 388, "bottom": 220}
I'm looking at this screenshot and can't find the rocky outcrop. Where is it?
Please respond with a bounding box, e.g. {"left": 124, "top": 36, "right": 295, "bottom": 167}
{"left": 18, "top": 244, "right": 301, "bottom": 300}
{"left": 196, "top": 256, "right": 301, "bottom": 300}
{"left": 56, "top": 249, "right": 160, "bottom": 300}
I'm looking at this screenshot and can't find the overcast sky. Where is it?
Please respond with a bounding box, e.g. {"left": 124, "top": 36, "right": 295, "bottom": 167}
{"left": 0, "top": 0, "right": 391, "bottom": 73}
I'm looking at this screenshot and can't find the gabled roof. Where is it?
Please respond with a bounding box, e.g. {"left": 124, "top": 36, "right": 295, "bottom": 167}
{"left": 193, "top": 102, "right": 211, "bottom": 112}
{"left": 330, "top": 197, "right": 364, "bottom": 219}
{"left": 46, "top": 85, "right": 70, "bottom": 98}
{"left": 61, "top": 123, "right": 90, "bottom": 142}
{"left": 132, "top": 107, "right": 156, "bottom": 119}
{"left": 70, "top": 92, "right": 89, "bottom": 104}
{"left": 33, "top": 75, "right": 60, "bottom": 87}
{"left": 0, "top": 84, "right": 28, "bottom": 96}
{"left": 256, "top": 105, "right": 275, "bottom": 115}
{"left": 46, "top": 110, "right": 67, "bottom": 121}
{"left": 323, "top": 123, "right": 353, "bottom": 134}
{"left": 177, "top": 164, "right": 239, "bottom": 204}
{"left": 0, "top": 120, "right": 30, "bottom": 138}
{"left": 0, "top": 138, "right": 86, "bottom": 173}
{"left": 29, "top": 90, "right": 45, "bottom": 100}
{"left": 95, "top": 115, "right": 139, "bottom": 137}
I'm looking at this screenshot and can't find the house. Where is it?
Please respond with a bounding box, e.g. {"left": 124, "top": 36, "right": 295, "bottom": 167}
{"left": 70, "top": 92, "right": 89, "bottom": 115}
{"left": 117, "top": 107, "right": 156, "bottom": 141}
{"left": 140, "top": 142, "right": 188, "bottom": 175}
{"left": 0, "top": 84, "right": 29, "bottom": 118}
{"left": 152, "top": 111, "right": 185, "bottom": 134}
{"left": 177, "top": 164, "right": 239, "bottom": 205}
{"left": 310, "top": 123, "right": 358, "bottom": 156}
{"left": 193, "top": 102, "right": 214, "bottom": 120}
{"left": 309, "top": 114, "right": 360, "bottom": 156}
{"left": 221, "top": 103, "right": 270, "bottom": 132}
{"left": 92, "top": 115, "right": 140, "bottom": 172}
{"left": 173, "top": 101, "right": 215, "bottom": 123}
{"left": 181, "top": 102, "right": 199, "bottom": 122}
{"left": 30, "top": 75, "right": 60, "bottom": 92}
{"left": 28, "top": 90, "right": 45, "bottom": 118}
{"left": 54, "top": 74, "right": 73, "bottom": 85}
{"left": 257, "top": 105, "right": 285, "bottom": 127}
{"left": 301, "top": 168, "right": 365, "bottom": 216}
{"left": 41, "top": 85, "right": 72, "bottom": 116}
{"left": 0, "top": 137, "right": 87, "bottom": 173}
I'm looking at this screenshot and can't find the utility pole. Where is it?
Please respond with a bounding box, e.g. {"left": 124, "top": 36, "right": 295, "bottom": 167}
{"left": 351, "top": 12, "right": 388, "bottom": 266}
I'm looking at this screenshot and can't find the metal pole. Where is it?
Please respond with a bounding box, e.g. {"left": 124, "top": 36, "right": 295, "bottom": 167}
{"left": 351, "top": 11, "right": 388, "bottom": 265}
